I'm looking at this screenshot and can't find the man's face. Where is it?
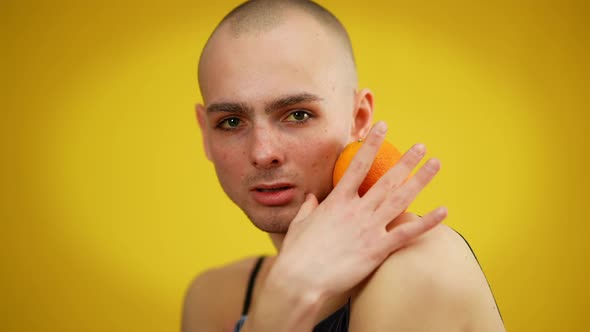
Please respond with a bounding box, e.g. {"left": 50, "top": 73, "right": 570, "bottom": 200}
{"left": 198, "top": 13, "right": 361, "bottom": 233}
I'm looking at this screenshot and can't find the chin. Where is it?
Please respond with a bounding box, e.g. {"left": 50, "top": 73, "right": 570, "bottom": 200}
{"left": 243, "top": 206, "right": 297, "bottom": 234}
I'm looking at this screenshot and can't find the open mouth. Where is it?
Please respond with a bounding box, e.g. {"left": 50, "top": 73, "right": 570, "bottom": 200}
{"left": 255, "top": 186, "right": 292, "bottom": 192}
{"left": 251, "top": 184, "right": 296, "bottom": 206}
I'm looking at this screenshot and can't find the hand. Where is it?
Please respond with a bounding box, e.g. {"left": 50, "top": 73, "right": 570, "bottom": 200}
{"left": 273, "top": 121, "right": 448, "bottom": 301}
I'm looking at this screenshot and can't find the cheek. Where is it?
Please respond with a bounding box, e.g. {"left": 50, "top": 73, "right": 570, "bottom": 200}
{"left": 212, "top": 148, "right": 247, "bottom": 180}
{"left": 308, "top": 125, "right": 349, "bottom": 168}
{"left": 299, "top": 134, "right": 345, "bottom": 198}
{"left": 309, "top": 147, "right": 336, "bottom": 173}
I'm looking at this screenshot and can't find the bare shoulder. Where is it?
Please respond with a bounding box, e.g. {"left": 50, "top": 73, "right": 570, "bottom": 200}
{"left": 182, "top": 256, "right": 261, "bottom": 332}
{"left": 350, "top": 224, "right": 505, "bottom": 332}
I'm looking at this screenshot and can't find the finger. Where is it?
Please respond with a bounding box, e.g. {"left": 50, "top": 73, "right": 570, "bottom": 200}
{"left": 374, "top": 157, "right": 441, "bottom": 224}
{"left": 381, "top": 207, "right": 448, "bottom": 253}
{"left": 291, "top": 193, "right": 319, "bottom": 227}
{"left": 362, "top": 143, "right": 426, "bottom": 211}
{"left": 333, "top": 122, "right": 387, "bottom": 197}
{"left": 385, "top": 211, "right": 420, "bottom": 232}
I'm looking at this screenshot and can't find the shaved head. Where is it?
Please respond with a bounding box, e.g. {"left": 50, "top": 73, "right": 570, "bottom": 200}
{"left": 223, "top": 0, "right": 347, "bottom": 36}
{"left": 195, "top": 0, "right": 374, "bottom": 233}
{"left": 198, "top": 0, "right": 357, "bottom": 101}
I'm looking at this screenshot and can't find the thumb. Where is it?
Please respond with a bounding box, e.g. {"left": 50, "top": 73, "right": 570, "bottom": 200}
{"left": 291, "top": 193, "right": 319, "bottom": 226}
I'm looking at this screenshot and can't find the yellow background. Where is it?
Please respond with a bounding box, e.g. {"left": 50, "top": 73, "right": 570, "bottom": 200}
{"left": 2, "top": 0, "right": 588, "bottom": 331}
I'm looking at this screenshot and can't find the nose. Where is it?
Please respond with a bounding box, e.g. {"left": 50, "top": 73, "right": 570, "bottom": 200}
{"left": 249, "top": 125, "right": 284, "bottom": 169}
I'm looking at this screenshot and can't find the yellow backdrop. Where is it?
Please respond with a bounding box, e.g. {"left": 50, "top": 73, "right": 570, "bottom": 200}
{"left": 2, "top": 0, "right": 588, "bottom": 331}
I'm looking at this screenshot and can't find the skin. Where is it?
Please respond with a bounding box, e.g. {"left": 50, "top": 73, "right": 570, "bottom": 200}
{"left": 197, "top": 9, "right": 364, "bottom": 237}
{"left": 185, "top": 7, "right": 505, "bottom": 332}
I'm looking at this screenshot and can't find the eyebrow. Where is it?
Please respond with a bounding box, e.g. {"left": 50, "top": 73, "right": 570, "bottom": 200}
{"left": 206, "top": 92, "right": 323, "bottom": 115}
{"left": 206, "top": 101, "right": 253, "bottom": 115}
{"left": 264, "top": 93, "right": 323, "bottom": 114}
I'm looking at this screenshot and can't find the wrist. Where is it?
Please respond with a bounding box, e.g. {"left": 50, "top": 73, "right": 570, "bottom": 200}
{"left": 269, "top": 253, "right": 329, "bottom": 303}
{"left": 244, "top": 258, "right": 325, "bottom": 331}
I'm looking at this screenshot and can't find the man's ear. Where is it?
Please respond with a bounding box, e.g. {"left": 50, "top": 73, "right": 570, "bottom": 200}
{"left": 195, "top": 104, "right": 213, "bottom": 161}
{"left": 351, "top": 88, "right": 374, "bottom": 140}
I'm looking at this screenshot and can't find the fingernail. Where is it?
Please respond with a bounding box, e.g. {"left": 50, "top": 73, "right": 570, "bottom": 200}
{"left": 375, "top": 122, "right": 387, "bottom": 135}
{"left": 414, "top": 143, "right": 426, "bottom": 156}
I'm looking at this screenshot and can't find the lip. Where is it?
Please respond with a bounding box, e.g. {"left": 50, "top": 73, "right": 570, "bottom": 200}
{"left": 250, "top": 183, "right": 296, "bottom": 206}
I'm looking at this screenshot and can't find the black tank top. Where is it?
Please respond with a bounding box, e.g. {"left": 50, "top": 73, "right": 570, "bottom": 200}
{"left": 234, "top": 256, "right": 350, "bottom": 332}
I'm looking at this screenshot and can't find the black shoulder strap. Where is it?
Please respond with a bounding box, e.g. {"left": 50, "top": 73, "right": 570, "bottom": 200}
{"left": 241, "top": 256, "right": 265, "bottom": 316}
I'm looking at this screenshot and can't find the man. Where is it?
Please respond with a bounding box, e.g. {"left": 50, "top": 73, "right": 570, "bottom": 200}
{"left": 183, "top": 1, "right": 505, "bottom": 331}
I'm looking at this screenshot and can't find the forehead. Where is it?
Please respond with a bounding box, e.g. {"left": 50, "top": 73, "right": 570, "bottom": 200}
{"left": 199, "top": 12, "right": 348, "bottom": 106}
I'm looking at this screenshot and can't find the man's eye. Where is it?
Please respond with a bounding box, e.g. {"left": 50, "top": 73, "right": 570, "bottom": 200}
{"left": 285, "top": 110, "right": 311, "bottom": 122}
{"left": 218, "top": 117, "right": 242, "bottom": 129}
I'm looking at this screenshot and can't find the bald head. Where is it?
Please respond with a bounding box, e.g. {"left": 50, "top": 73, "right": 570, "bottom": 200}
{"left": 221, "top": 0, "right": 353, "bottom": 44}
{"left": 198, "top": 0, "right": 357, "bottom": 101}
{"left": 195, "top": 2, "right": 375, "bottom": 233}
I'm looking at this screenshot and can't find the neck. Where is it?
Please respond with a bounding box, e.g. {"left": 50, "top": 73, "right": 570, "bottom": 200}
{"left": 269, "top": 232, "right": 286, "bottom": 251}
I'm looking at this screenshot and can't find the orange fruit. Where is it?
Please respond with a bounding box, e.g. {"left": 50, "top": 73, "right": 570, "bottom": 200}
{"left": 332, "top": 140, "right": 403, "bottom": 196}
